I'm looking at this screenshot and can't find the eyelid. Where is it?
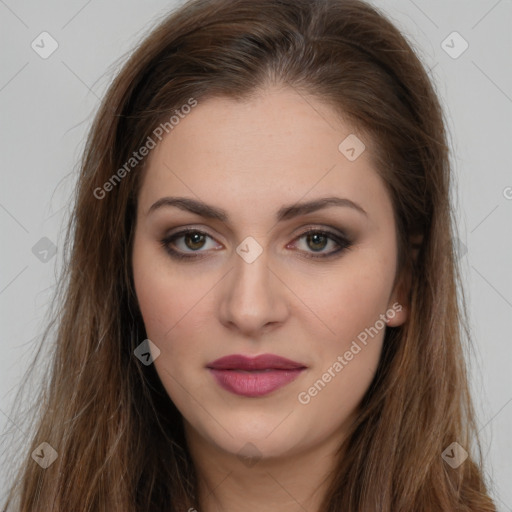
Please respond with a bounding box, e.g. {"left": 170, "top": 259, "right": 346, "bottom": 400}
{"left": 291, "top": 223, "right": 349, "bottom": 239}
{"left": 287, "top": 226, "right": 352, "bottom": 257}
{"left": 163, "top": 225, "right": 224, "bottom": 245}
{"left": 160, "top": 224, "right": 352, "bottom": 260}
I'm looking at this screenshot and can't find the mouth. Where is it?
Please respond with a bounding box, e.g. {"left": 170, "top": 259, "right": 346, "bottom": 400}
{"left": 206, "top": 354, "right": 307, "bottom": 397}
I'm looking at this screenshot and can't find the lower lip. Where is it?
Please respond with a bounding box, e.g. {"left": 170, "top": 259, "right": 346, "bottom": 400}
{"left": 208, "top": 368, "right": 305, "bottom": 397}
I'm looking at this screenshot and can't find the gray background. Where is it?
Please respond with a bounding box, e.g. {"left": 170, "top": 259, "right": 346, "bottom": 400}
{"left": 1, "top": 0, "right": 511, "bottom": 508}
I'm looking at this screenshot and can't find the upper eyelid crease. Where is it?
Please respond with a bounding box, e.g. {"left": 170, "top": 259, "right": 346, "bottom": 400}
{"left": 147, "top": 196, "right": 367, "bottom": 221}
{"left": 163, "top": 224, "right": 350, "bottom": 248}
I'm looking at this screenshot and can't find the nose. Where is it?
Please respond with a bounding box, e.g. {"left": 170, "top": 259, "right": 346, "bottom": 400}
{"left": 218, "top": 248, "right": 289, "bottom": 337}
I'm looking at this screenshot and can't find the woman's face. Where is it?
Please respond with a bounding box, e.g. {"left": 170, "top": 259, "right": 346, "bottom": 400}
{"left": 132, "top": 86, "right": 408, "bottom": 462}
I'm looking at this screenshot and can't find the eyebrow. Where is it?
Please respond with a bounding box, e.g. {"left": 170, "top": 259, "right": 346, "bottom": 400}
{"left": 147, "top": 196, "right": 367, "bottom": 221}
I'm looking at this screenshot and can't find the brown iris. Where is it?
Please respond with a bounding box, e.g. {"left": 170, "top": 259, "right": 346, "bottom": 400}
{"left": 306, "top": 233, "right": 328, "bottom": 252}
{"left": 184, "top": 232, "right": 207, "bottom": 250}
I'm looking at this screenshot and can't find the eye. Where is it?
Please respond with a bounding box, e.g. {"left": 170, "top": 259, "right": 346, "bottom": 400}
{"left": 288, "top": 229, "right": 352, "bottom": 259}
{"left": 161, "top": 227, "right": 352, "bottom": 261}
{"left": 160, "top": 228, "right": 222, "bottom": 260}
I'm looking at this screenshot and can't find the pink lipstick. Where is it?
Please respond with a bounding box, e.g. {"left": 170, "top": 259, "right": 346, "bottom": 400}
{"left": 206, "top": 354, "right": 306, "bottom": 397}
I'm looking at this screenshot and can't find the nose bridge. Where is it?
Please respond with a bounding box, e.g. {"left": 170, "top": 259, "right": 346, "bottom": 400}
{"left": 219, "top": 245, "right": 288, "bottom": 334}
{"left": 234, "top": 249, "right": 270, "bottom": 298}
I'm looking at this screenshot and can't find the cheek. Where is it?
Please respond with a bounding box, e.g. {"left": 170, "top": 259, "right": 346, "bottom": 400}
{"left": 132, "top": 237, "right": 180, "bottom": 342}
{"left": 134, "top": 269, "right": 201, "bottom": 346}
{"left": 132, "top": 231, "right": 187, "bottom": 327}
{"left": 132, "top": 240, "right": 216, "bottom": 366}
{"left": 292, "top": 259, "right": 395, "bottom": 344}
{"left": 287, "top": 252, "right": 397, "bottom": 409}
{"left": 133, "top": 267, "right": 174, "bottom": 339}
{"left": 294, "top": 269, "right": 392, "bottom": 422}
{"left": 132, "top": 256, "right": 209, "bottom": 411}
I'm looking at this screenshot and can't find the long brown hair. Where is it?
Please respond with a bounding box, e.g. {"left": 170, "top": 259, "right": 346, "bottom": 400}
{"left": 3, "top": 0, "right": 496, "bottom": 510}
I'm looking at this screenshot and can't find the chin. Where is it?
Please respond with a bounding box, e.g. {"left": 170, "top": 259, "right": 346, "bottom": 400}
{"left": 188, "top": 415, "right": 303, "bottom": 461}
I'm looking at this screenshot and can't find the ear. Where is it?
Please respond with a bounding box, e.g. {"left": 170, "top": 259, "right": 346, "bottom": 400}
{"left": 386, "top": 233, "right": 422, "bottom": 327}
{"left": 386, "top": 266, "right": 410, "bottom": 327}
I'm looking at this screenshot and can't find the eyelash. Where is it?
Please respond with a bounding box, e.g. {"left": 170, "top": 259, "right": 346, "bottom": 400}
{"left": 160, "top": 227, "right": 352, "bottom": 262}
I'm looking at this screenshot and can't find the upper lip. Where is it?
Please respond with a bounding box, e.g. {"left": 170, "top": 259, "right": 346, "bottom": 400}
{"left": 206, "top": 354, "right": 306, "bottom": 371}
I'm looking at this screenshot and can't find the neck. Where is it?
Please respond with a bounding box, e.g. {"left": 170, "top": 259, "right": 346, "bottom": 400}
{"left": 184, "top": 421, "right": 347, "bottom": 512}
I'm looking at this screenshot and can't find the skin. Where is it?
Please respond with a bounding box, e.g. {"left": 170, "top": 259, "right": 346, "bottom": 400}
{"left": 132, "top": 85, "right": 409, "bottom": 512}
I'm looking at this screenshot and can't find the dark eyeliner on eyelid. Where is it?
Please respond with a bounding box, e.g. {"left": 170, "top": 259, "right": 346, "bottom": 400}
{"left": 296, "top": 229, "right": 352, "bottom": 260}
{"left": 160, "top": 228, "right": 211, "bottom": 261}
{"left": 160, "top": 228, "right": 352, "bottom": 261}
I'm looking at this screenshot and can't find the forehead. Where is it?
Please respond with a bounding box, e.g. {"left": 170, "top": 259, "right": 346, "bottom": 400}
{"left": 138, "top": 87, "right": 390, "bottom": 223}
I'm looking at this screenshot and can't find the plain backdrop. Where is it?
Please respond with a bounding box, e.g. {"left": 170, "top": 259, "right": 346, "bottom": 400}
{"left": 1, "top": 0, "right": 511, "bottom": 508}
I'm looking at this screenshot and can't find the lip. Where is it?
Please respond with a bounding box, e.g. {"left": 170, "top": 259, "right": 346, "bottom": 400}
{"left": 206, "top": 354, "right": 307, "bottom": 397}
{"left": 207, "top": 354, "right": 305, "bottom": 371}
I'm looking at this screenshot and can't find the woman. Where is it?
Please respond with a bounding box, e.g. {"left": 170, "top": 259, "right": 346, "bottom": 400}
{"left": 3, "top": 0, "right": 497, "bottom": 510}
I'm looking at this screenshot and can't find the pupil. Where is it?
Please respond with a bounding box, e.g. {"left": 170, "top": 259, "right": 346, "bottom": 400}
{"left": 185, "top": 233, "right": 205, "bottom": 250}
{"left": 307, "top": 233, "right": 327, "bottom": 251}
